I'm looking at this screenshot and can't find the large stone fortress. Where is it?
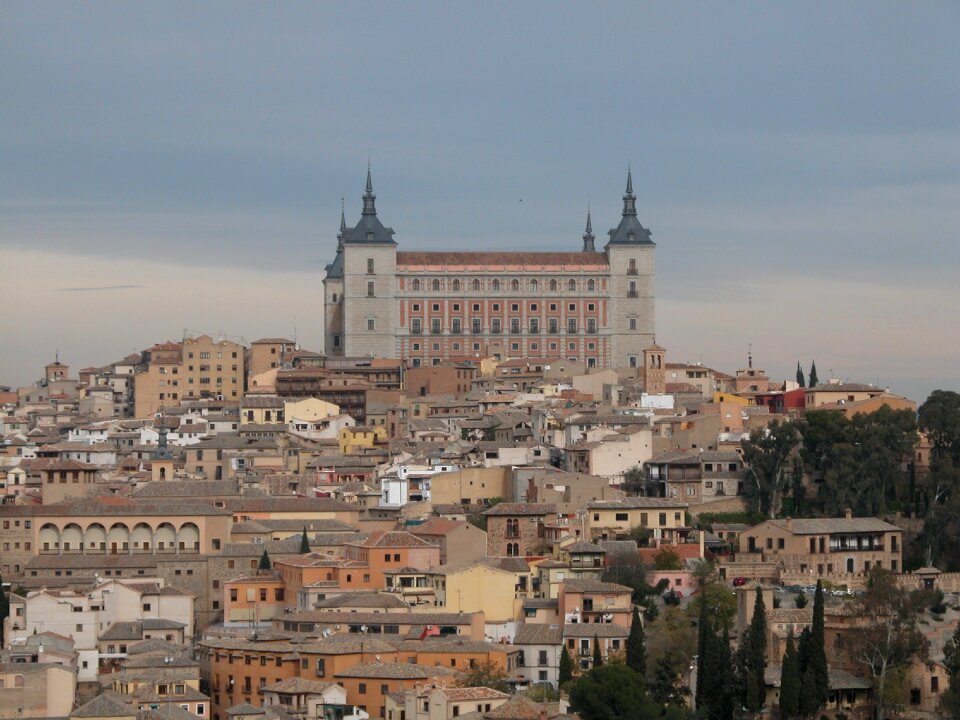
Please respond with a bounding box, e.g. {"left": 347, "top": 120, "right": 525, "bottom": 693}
{"left": 323, "top": 169, "right": 655, "bottom": 369}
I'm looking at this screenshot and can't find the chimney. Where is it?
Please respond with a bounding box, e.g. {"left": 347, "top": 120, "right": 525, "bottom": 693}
{"left": 845, "top": 508, "right": 853, "bottom": 520}
{"left": 785, "top": 516, "right": 792, "bottom": 530}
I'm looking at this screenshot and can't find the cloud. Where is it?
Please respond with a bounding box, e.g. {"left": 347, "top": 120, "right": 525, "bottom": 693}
{"left": 60, "top": 284, "right": 144, "bottom": 292}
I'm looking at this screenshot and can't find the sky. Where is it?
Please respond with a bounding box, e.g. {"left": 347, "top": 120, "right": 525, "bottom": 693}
{"left": 1, "top": 2, "right": 958, "bottom": 403}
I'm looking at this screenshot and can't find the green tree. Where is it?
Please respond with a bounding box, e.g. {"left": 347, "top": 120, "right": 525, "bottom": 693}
{"left": 742, "top": 419, "right": 802, "bottom": 518}
{"left": 559, "top": 644, "right": 574, "bottom": 687}
{"left": 810, "top": 580, "right": 829, "bottom": 707}
{"left": 687, "top": 581, "right": 737, "bottom": 630}
{"left": 740, "top": 587, "right": 767, "bottom": 713}
{"left": 258, "top": 549, "right": 271, "bottom": 571}
{"left": 456, "top": 660, "right": 510, "bottom": 693}
{"left": 779, "top": 634, "right": 800, "bottom": 719}
{"left": 919, "top": 390, "right": 960, "bottom": 461}
{"left": 299, "top": 527, "right": 311, "bottom": 553}
{"left": 626, "top": 606, "right": 646, "bottom": 675}
{"left": 942, "top": 620, "right": 960, "bottom": 718}
{"left": 808, "top": 360, "right": 818, "bottom": 388}
{"left": 794, "top": 590, "right": 808, "bottom": 609}
{"left": 843, "top": 569, "right": 930, "bottom": 720}
{"left": 568, "top": 664, "right": 651, "bottom": 720}
{"left": 799, "top": 663, "right": 819, "bottom": 718}
{"left": 653, "top": 547, "right": 683, "bottom": 571}
{"left": 592, "top": 634, "right": 603, "bottom": 668}
{"left": 646, "top": 606, "right": 696, "bottom": 705}
{"left": 796, "top": 362, "right": 805, "bottom": 388}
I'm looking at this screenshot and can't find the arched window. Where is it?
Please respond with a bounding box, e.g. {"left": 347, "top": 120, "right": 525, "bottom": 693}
{"left": 432, "top": 279, "right": 441, "bottom": 292}
{"left": 412, "top": 279, "right": 421, "bottom": 292}
{"left": 549, "top": 279, "right": 557, "bottom": 292}
{"left": 472, "top": 279, "right": 481, "bottom": 292}
{"left": 587, "top": 279, "right": 595, "bottom": 291}
{"left": 530, "top": 279, "right": 538, "bottom": 292}
{"left": 492, "top": 279, "right": 500, "bottom": 291}
{"left": 452, "top": 279, "right": 461, "bottom": 292}
{"left": 511, "top": 279, "right": 520, "bottom": 291}
{"left": 568, "top": 279, "right": 577, "bottom": 291}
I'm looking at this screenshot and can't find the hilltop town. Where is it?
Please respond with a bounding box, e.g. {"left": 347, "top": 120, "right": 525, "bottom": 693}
{"left": 2, "top": 335, "right": 958, "bottom": 720}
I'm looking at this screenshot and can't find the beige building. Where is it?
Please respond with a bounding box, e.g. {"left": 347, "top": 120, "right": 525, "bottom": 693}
{"left": 426, "top": 558, "right": 531, "bottom": 624}
{"left": 739, "top": 512, "right": 904, "bottom": 575}
{"left": 0, "top": 663, "right": 76, "bottom": 718}
{"left": 134, "top": 336, "right": 245, "bottom": 418}
{"left": 585, "top": 496, "right": 688, "bottom": 541}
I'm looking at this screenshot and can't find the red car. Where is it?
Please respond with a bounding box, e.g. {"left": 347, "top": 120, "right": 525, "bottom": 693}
{"left": 732, "top": 577, "right": 748, "bottom": 587}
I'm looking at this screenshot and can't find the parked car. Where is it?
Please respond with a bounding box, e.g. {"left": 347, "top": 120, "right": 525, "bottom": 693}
{"left": 732, "top": 577, "right": 748, "bottom": 587}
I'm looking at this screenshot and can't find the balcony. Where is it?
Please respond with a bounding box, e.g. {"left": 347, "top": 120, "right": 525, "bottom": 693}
{"left": 627, "top": 268, "right": 638, "bottom": 276}
{"left": 627, "top": 291, "right": 638, "bottom": 298}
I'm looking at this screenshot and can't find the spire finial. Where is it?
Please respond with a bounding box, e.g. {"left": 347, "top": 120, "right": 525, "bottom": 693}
{"left": 582, "top": 204, "right": 596, "bottom": 252}
{"left": 339, "top": 197, "right": 346, "bottom": 231}
{"left": 621, "top": 166, "right": 637, "bottom": 217}
{"left": 362, "top": 164, "right": 377, "bottom": 216}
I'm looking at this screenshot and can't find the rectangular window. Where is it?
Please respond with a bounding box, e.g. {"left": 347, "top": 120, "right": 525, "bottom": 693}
{"left": 472, "top": 318, "right": 482, "bottom": 334}
{"left": 491, "top": 318, "right": 501, "bottom": 334}
{"left": 451, "top": 318, "right": 462, "bottom": 334}
{"left": 510, "top": 318, "right": 520, "bottom": 334}
{"left": 548, "top": 318, "right": 558, "bottom": 334}
{"left": 567, "top": 318, "right": 577, "bottom": 333}
{"left": 367, "top": 258, "right": 375, "bottom": 274}
{"left": 411, "top": 318, "right": 422, "bottom": 334}
{"left": 587, "top": 318, "right": 597, "bottom": 333}
{"left": 432, "top": 319, "right": 441, "bottom": 334}
{"left": 367, "top": 318, "right": 376, "bottom": 331}
{"left": 529, "top": 318, "right": 539, "bottom": 333}
{"left": 367, "top": 281, "right": 375, "bottom": 297}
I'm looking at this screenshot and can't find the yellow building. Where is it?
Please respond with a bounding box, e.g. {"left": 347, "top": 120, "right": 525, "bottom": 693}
{"left": 180, "top": 335, "right": 245, "bottom": 403}
{"left": 426, "top": 558, "right": 530, "bottom": 624}
{"left": 284, "top": 397, "right": 341, "bottom": 422}
{"left": 585, "top": 497, "right": 688, "bottom": 541}
{"left": 338, "top": 425, "right": 387, "bottom": 454}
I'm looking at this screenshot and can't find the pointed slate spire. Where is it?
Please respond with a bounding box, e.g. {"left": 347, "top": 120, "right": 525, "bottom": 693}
{"left": 339, "top": 197, "right": 347, "bottom": 234}
{"left": 582, "top": 206, "right": 596, "bottom": 252}
{"left": 622, "top": 166, "right": 637, "bottom": 217}
{"left": 362, "top": 163, "right": 377, "bottom": 216}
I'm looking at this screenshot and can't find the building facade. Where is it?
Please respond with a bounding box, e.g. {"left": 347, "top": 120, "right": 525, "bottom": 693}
{"left": 324, "top": 169, "right": 656, "bottom": 369}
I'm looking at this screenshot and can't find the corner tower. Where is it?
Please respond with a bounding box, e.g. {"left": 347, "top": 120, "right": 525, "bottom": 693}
{"left": 323, "top": 199, "right": 347, "bottom": 355}
{"left": 606, "top": 169, "right": 656, "bottom": 368}
{"left": 339, "top": 167, "right": 398, "bottom": 358}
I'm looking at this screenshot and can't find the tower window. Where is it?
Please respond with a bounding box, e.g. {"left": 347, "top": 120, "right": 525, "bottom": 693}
{"left": 629, "top": 318, "right": 637, "bottom": 330}
{"left": 367, "top": 281, "right": 375, "bottom": 297}
{"left": 367, "top": 258, "right": 375, "bottom": 274}
{"left": 367, "top": 319, "right": 376, "bottom": 331}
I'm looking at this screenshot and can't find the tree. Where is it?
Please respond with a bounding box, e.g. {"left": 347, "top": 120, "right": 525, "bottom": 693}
{"left": 592, "top": 634, "right": 603, "bottom": 667}
{"left": 742, "top": 419, "right": 802, "bottom": 518}
{"left": 299, "top": 527, "right": 311, "bottom": 553}
{"left": 649, "top": 655, "right": 687, "bottom": 706}
{"left": 687, "top": 581, "right": 737, "bottom": 630}
{"left": 808, "top": 360, "right": 818, "bottom": 388}
{"left": 559, "top": 644, "right": 574, "bottom": 687}
{"left": 918, "top": 390, "right": 960, "bottom": 461}
{"left": 456, "top": 660, "right": 510, "bottom": 693}
{"left": 740, "top": 587, "right": 767, "bottom": 713}
{"left": 568, "top": 664, "right": 652, "bottom": 720}
{"left": 653, "top": 547, "right": 683, "bottom": 571}
{"left": 622, "top": 466, "right": 647, "bottom": 497}
{"left": 842, "top": 569, "right": 930, "bottom": 720}
{"left": 794, "top": 590, "right": 808, "bottom": 609}
{"left": 810, "top": 580, "right": 829, "bottom": 706}
{"left": 779, "top": 634, "right": 800, "bottom": 719}
{"left": 646, "top": 606, "right": 697, "bottom": 705}
{"left": 626, "top": 606, "right": 646, "bottom": 675}
{"left": 796, "top": 362, "right": 805, "bottom": 388}
{"left": 258, "top": 549, "right": 271, "bottom": 571}
{"left": 942, "top": 620, "right": 960, "bottom": 718}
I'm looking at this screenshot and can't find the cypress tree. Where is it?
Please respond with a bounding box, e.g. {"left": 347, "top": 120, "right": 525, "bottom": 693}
{"left": 626, "top": 605, "right": 646, "bottom": 676}
{"left": 592, "top": 634, "right": 603, "bottom": 667}
{"left": 701, "top": 618, "right": 722, "bottom": 718}
{"left": 743, "top": 587, "right": 768, "bottom": 713}
{"left": 779, "top": 634, "right": 800, "bottom": 719}
{"left": 810, "top": 580, "right": 829, "bottom": 707}
{"left": 796, "top": 363, "right": 805, "bottom": 388}
{"left": 258, "top": 548, "right": 271, "bottom": 571}
{"left": 719, "top": 624, "right": 735, "bottom": 720}
{"left": 299, "top": 527, "right": 311, "bottom": 553}
{"left": 559, "top": 644, "right": 573, "bottom": 686}
{"left": 696, "top": 597, "right": 710, "bottom": 708}
{"left": 809, "top": 360, "right": 819, "bottom": 388}
{"left": 799, "top": 663, "right": 819, "bottom": 718}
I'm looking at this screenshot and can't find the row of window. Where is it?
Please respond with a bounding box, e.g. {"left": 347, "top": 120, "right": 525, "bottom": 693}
{"left": 413, "top": 300, "right": 598, "bottom": 314}
{"left": 410, "top": 317, "right": 601, "bottom": 334}
{"left": 407, "top": 277, "right": 601, "bottom": 293}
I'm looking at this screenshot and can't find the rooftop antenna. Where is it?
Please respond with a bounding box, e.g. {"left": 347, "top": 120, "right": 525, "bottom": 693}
{"left": 748, "top": 344, "right": 753, "bottom": 369}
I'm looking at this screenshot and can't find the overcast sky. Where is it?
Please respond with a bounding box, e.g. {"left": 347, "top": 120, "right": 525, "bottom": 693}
{"left": 2, "top": 2, "right": 958, "bottom": 402}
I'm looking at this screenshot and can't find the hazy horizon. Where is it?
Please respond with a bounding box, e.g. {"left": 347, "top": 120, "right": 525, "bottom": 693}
{"left": 2, "top": 2, "right": 958, "bottom": 403}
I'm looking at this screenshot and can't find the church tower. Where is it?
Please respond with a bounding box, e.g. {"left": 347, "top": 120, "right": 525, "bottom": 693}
{"left": 643, "top": 343, "right": 667, "bottom": 394}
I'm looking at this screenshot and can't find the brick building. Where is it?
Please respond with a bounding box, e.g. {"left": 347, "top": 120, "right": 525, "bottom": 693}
{"left": 482, "top": 502, "right": 556, "bottom": 557}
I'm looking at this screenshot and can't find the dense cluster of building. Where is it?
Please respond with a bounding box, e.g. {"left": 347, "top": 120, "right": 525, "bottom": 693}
{"left": 0, "top": 178, "right": 949, "bottom": 720}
